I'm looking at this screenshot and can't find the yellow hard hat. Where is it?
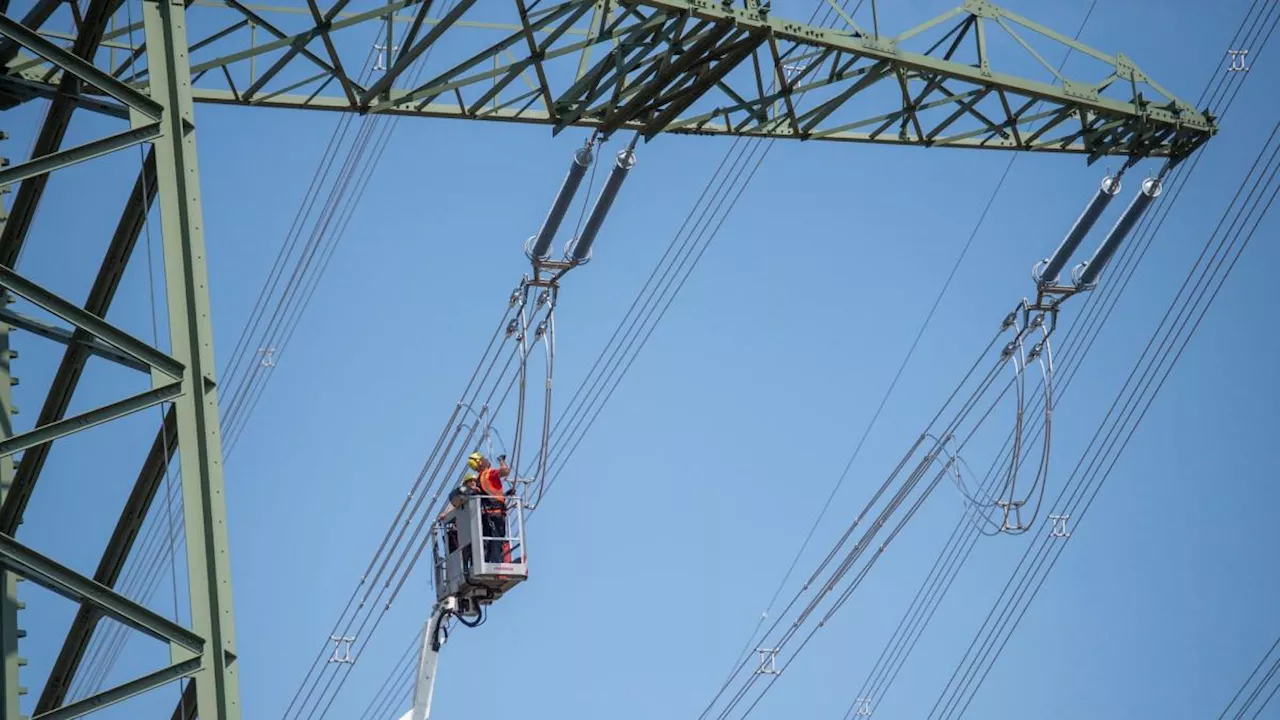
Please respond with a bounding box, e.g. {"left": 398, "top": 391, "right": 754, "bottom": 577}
{"left": 467, "top": 452, "right": 484, "bottom": 470}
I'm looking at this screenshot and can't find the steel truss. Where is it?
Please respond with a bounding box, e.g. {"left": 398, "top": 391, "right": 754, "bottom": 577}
{"left": 0, "top": 0, "right": 237, "bottom": 717}
{"left": 3, "top": 0, "right": 1216, "bottom": 159}
{"left": 0, "top": 0, "right": 1215, "bottom": 719}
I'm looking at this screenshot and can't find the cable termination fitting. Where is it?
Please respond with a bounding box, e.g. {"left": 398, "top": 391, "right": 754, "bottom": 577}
{"left": 1033, "top": 174, "right": 1122, "bottom": 287}
{"left": 564, "top": 147, "right": 637, "bottom": 264}
{"left": 527, "top": 142, "right": 595, "bottom": 261}
{"left": 1072, "top": 176, "right": 1163, "bottom": 290}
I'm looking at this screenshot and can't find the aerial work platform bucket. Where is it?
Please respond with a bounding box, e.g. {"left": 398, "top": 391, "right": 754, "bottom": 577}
{"left": 433, "top": 494, "right": 527, "bottom": 610}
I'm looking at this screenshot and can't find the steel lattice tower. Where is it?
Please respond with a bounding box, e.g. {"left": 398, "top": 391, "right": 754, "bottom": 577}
{"left": 0, "top": 1, "right": 1215, "bottom": 718}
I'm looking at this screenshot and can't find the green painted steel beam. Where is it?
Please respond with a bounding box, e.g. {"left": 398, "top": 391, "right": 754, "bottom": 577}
{"left": 0, "top": 11, "right": 162, "bottom": 117}
{"left": 33, "top": 657, "right": 200, "bottom": 720}
{"left": 2, "top": 0, "right": 1216, "bottom": 160}
{"left": 0, "top": 0, "right": 61, "bottom": 64}
{"left": 0, "top": 2, "right": 1219, "bottom": 719}
{"left": 0, "top": 4, "right": 240, "bottom": 717}
{"left": 0, "top": 71, "right": 131, "bottom": 118}
{"left": 358, "top": 0, "right": 477, "bottom": 105}
{"left": 0, "top": 123, "right": 163, "bottom": 188}
{"left": 187, "top": 84, "right": 1209, "bottom": 161}
{"left": 0, "top": 310, "right": 21, "bottom": 720}
{"left": 182, "top": 0, "right": 414, "bottom": 79}
{"left": 32, "top": 28, "right": 138, "bottom": 52}
{"left": 0, "top": 264, "right": 183, "bottom": 378}
{"left": 0, "top": 307, "right": 151, "bottom": 372}
{"left": 0, "top": 0, "right": 125, "bottom": 267}
{"left": 0, "top": 129, "right": 18, "bottom": 720}
{"left": 0, "top": 381, "right": 182, "bottom": 459}
{"left": 0, "top": 532, "right": 204, "bottom": 652}
{"left": 171, "top": 681, "right": 196, "bottom": 720}
{"left": 143, "top": 0, "right": 243, "bottom": 716}
{"left": 0, "top": 149, "right": 157, "bottom": 539}
{"left": 35, "top": 406, "right": 177, "bottom": 713}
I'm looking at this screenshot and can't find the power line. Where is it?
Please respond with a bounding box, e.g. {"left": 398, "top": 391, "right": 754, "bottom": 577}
{"left": 278, "top": 278, "right": 555, "bottom": 720}
{"left": 346, "top": 7, "right": 868, "bottom": 711}
{"left": 357, "top": 630, "right": 421, "bottom": 720}
{"left": 929, "top": 89, "right": 1280, "bottom": 720}
{"left": 697, "top": 321, "right": 1022, "bottom": 718}
{"left": 218, "top": 10, "right": 447, "bottom": 457}
{"left": 926, "top": 9, "right": 1274, "bottom": 707}
{"left": 1054, "top": 0, "right": 1279, "bottom": 390}
{"left": 66, "top": 24, "right": 395, "bottom": 695}
{"left": 722, "top": 1, "right": 1105, "bottom": 703}
{"left": 1218, "top": 633, "right": 1280, "bottom": 720}
{"left": 720, "top": 30, "right": 1276, "bottom": 717}
{"left": 347, "top": 2, "right": 864, "bottom": 714}
{"left": 842, "top": 2, "right": 1277, "bottom": 712}
{"left": 69, "top": 1, "right": 460, "bottom": 694}
{"left": 537, "top": 0, "right": 869, "bottom": 503}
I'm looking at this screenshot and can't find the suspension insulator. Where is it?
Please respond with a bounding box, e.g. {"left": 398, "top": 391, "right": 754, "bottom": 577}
{"left": 565, "top": 147, "right": 637, "bottom": 263}
{"left": 527, "top": 145, "right": 594, "bottom": 260}
{"left": 1073, "top": 177, "right": 1163, "bottom": 290}
{"left": 1034, "top": 174, "right": 1121, "bottom": 286}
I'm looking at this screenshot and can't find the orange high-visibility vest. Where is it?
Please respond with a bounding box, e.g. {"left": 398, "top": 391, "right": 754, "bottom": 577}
{"left": 477, "top": 468, "right": 505, "bottom": 513}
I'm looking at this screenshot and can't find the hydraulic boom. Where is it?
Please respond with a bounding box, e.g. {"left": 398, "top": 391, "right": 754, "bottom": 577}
{"left": 400, "top": 598, "right": 455, "bottom": 720}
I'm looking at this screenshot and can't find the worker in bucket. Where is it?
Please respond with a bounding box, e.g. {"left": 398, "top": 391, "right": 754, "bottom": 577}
{"left": 438, "top": 472, "right": 479, "bottom": 553}
{"left": 469, "top": 451, "right": 513, "bottom": 563}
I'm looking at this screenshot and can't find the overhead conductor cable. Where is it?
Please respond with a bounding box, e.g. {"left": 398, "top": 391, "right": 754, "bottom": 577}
{"left": 528, "top": 143, "right": 595, "bottom": 260}
{"left": 1034, "top": 174, "right": 1122, "bottom": 286}
{"left": 1073, "top": 177, "right": 1164, "bottom": 289}
{"left": 567, "top": 141, "right": 638, "bottom": 263}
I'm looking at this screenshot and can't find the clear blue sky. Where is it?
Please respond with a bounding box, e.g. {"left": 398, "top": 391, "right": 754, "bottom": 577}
{"left": 6, "top": 0, "right": 1280, "bottom": 718}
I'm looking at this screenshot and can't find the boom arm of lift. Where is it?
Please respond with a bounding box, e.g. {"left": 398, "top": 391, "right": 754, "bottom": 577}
{"left": 399, "top": 597, "right": 456, "bottom": 720}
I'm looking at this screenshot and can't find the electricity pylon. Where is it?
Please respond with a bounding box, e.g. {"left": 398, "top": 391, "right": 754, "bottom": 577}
{"left": 0, "top": 1, "right": 1216, "bottom": 718}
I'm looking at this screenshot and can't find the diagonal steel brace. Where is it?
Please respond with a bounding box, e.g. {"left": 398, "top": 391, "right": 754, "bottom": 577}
{"left": 0, "top": 123, "right": 163, "bottom": 189}
{"left": 0, "top": 531, "right": 204, "bottom": 652}
{"left": 0, "top": 264, "right": 183, "bottom": 378}
{"left": 0, "top": 381, "right": 183, "bottom": 458}
{"left": 33, "top": 657, "right": 201, "bottom": 720}
{"left": 0, "top": 11, "right": 163, "bottom": 118}
{"left": 0, "top": 307, "right": 149, "bottom": 372}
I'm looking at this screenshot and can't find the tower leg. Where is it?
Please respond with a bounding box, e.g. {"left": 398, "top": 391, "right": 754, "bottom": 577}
{"left": 141, "top": 0, "right": 240, "bottom": 717}
{"left": 0, "top": 296, "right": 23, "bottom": 719}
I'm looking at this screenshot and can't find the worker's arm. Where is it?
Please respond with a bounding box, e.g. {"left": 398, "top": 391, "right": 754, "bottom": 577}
{"left": 495, "top": 456, "right": 515, "bottom": 501}
{"left": 436, "top": 495, "right": 457, "bottom": 522}
{"left": 437, "top": 486, "right": 470, "bottom": 521}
